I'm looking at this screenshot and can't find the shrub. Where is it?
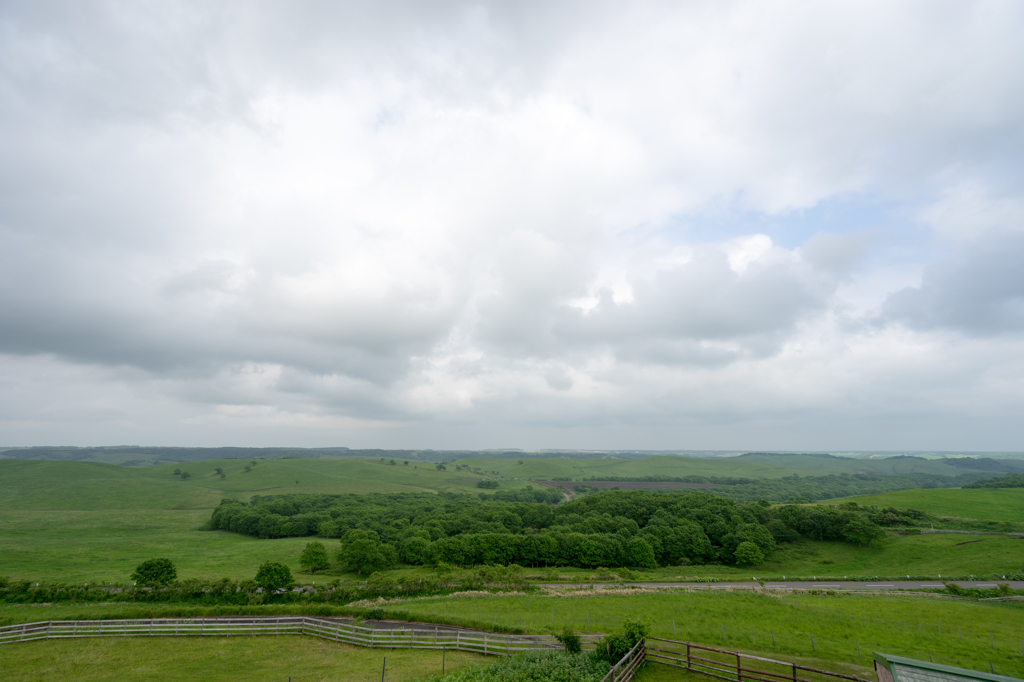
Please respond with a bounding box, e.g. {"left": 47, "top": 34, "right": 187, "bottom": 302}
{"left": 254, "top": 561, "right": 293, "bottom": 591}
{"left": 417, "top": 651, "right": 608, "bottom": 682}
{"left": 554, "top": 625, "right": 582, "bottom": 654}
{"left": 131, "top": 558, "right": 177, "bottom": 586}
{"left": 476, "top": 480, "right": 500, "bottom": 489}
{"left": 734, "top": 541, "right": 765, "bottom": 567}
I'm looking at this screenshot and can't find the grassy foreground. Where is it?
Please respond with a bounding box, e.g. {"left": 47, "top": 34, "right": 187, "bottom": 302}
{"left": 360, "top": 590, "right": 1024, "bottom": 677}
{"left": 0, "top": 634, "right": 486, "bottom": 682}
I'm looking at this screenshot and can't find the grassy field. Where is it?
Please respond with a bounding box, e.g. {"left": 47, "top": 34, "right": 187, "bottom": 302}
{"left": 0, "top": 633, "right": 487, "bottom": 682}
{"left": 834, "top": 488, "right": 1024, "bottom": 524}
{"left": 3, "top": 590, "right": 1020, "bottom": 680}
{"left": 368, "top": 590, "right": 1024, "bottom": 677}
{"left": 456, "top": 455, "right": 803, "bottom": 481}
{"left": 3, "top": 457, "right": 1024, "bottom": 583}
{"left": 0, "top": 458, "right": 517, "bottom": 583}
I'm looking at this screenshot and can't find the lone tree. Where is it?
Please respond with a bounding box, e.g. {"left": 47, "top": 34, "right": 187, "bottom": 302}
{"left": 131, "top": 558, "right": 177, "bottom": 586}
{"left": 300, "top": 541, "right": 330, "bottom": 573}
{"left": 255, "top": 561, "right": 293, "bottom": 591}
{"left": 734, "top": 541, "right": 765, "bottom": 567}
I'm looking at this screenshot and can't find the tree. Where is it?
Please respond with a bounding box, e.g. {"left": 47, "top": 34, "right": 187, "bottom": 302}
{"left": 435, "top": 463, "right": 446, "bottom": 471}
{"left": 389, "top": 459, "right": 396, "bottom": 465}
{"left": 300, "top": 541, "right": 330, "bottom": 573}
{"left": 843, "top": 516, "right": 886, "bottom": 548}
{"left": 131, "top": 558, "right": 177, "bottom": 586}
{"left": 172, "top": 469, "right": 181, "bottom": 475}
{"left": 400, "top": 536, "right": 431, "bottom": 565}
{"left": 255, "top": 561, "right": 293, "bottom": 591}
{"left": 180, "top": 472, "right": 191, "bottom": 480}
{"left": 214, "top": 467, "right": 223, "bottom": 475}
{"left": 477, "top": 480, "right": 499, "bottom": 489}
{"left": 734, "top": 541, "right": 765, "bottom": 567}
{"left": 339, "top": 535, "right": 387, "bottom": 575}
{"left": 625, "top": 537, "right": 656, "bottom": 569}
{"left": 403, "top": 461, "right": 409, "bottom": 465}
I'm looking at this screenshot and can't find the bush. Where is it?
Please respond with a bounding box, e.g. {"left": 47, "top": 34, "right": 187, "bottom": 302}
{"left": 131, "top": 558, "right": 177, "bottom": 586}
{"left": 596, "top": 615, "right": 650, "bottom": 664}
{"left": 417, "top": 651, "right": 608, "bottom": 682}
{"left": 254, "top": 561, "right": 293, "bottom": 591}
{"left": 734, "top": 541, "right": 765, "bottom": 567}
{"left": 476, "top": 480, "right": 500, "bottom": 489}
{"left": 555, "top": 625, "right": 582, "bottom": 654}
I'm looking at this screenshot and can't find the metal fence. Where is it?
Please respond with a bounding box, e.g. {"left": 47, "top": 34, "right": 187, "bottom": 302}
{"left": 646, "top": 637, "right": 873, "bottom": 682}
{"left": 0, "top": 616, "right": 605, "bottom": 657}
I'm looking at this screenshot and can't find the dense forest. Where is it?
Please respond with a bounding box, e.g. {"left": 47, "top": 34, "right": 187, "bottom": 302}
{"left": 207, "top": 490, "right": 922, "bottom": 573}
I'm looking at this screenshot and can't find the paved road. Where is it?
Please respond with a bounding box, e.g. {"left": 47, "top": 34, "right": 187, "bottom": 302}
{"left": 541, "top": 580, "right": 1024, "bottom": 591}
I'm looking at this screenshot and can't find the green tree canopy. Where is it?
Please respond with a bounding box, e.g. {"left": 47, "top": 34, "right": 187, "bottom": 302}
{"left": 255, "top": 561, "right": 293, "bottom": 591}
{"left": 131, "top": 558, "right": 177, "bottom": 586}
{"left": 299, "top": 541, "right": 330, "bottom": 573}
{"left": 734, "top": 541, "right": 765, "bottom": 567}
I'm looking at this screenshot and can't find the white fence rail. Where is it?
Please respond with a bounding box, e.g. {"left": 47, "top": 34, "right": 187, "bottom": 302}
{"left": 0, "top": 616, "right": 601, "bottom": 657}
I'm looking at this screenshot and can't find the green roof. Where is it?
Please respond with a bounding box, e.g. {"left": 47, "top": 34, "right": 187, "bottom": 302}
{"left": 873, "top": 653, "right": 1021, "bottom": 682}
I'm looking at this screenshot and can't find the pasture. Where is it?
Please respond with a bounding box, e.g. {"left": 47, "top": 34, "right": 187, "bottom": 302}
{"left": 364, "top": 590, "right": 1024, "bottom": 678}
{"left": 0, "top": 633, "right": 486, "bottom": 682}
{"left": 0, "top": 458, "right": 501, "bottom": 583}
{"left": 834, "top": 488, "right": 1024, "bottom": 524}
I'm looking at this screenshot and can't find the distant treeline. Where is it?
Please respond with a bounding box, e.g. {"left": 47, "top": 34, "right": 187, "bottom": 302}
{"left": 0, "top": 446, "right": 644, "bottom": 464}
{"left": 963, "top": 473, "right": 1024, "bottom": 489}
{"left": 207, "top": 490, "right": 922, "bottom": 572}
{"left": 554, "top": 472, "right": 990, "bottom": 503}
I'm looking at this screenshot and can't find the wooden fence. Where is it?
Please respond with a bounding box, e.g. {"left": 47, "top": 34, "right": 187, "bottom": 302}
{"left": 0, "top": 616, "right": 603, "bottom": 657}
{"left": 646, "top": 638, "right": 873, "bottom": 682}
{"left": 600, "top": 638, "right": 646, "bottom": 682}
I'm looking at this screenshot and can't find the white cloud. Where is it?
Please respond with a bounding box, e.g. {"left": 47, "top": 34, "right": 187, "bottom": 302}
{"left": 1, "top": 1, "right": 1023, "bottom": 448}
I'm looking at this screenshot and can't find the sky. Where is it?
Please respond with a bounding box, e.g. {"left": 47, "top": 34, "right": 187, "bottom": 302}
{"left": 1, "top": 1, "right": 1024, "bottom": 451}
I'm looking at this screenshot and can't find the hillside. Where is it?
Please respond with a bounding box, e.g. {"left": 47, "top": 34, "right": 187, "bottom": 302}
{"left": 833, "top": 488, "right": 1024, "bottom": 524}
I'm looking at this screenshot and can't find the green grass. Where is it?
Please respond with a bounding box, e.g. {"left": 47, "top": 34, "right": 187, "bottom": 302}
{"left": 0, "top": 458, "right": 520, "bottom": 583}
{"left": 0, "top": 458, "right": 505, "bottom": 511}
{"left": 834, "top": 488, "right": 1024, "bottom": 524}
{"left": 731, "top": 454, "right": 988, "bottom": 477}
{"left": 457, "top": 455, "right": 805, "bottom": 481}
{"left": 0, "top": 633, "right": 487, "bottom": 681}
{"left": 363, "top": 590, "right": 1024, "bottom": 677}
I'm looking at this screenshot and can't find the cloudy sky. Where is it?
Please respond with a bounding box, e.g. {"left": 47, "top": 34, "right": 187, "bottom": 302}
{"left": 2, "top": 1, "right": 1023, "bottom": 450}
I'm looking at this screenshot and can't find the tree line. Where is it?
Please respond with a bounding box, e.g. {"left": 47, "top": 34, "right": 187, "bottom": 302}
{"left": 207, "top": 490, "right": 921, "bottom": 572}
{"left": 557, "top": 472, "right": 989, "bottom": 502}
{"left": 963, "top": 473, "right": 1024, "bottom": 489}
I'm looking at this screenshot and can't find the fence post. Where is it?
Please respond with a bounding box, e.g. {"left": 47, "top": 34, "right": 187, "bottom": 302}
{"left": 687, "top": 642, "right": 692, "bottom": 670}
{"left": 737, "top": 652, "right": 743, "bottom": 682}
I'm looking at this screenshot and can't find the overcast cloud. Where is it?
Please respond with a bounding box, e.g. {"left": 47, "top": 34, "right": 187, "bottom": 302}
{"left": 2, "top": 0, "right": 1024, "bottom": 450}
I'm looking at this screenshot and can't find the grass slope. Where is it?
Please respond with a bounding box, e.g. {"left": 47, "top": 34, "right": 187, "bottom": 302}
{"left": 0, "top": 458, "right": 522, "bottom": 583}
{"left": 833, "top": 488, "right": 1024, "bottom": 524}
{"left": 732, "top": 454, "right": 986, "bottom": 477}
{"left": 457, "top": 455, "right": 805, "bottom": 481}
{"left": 375, "top": 590, "right": 1024, "bottom": 677}
{"left": 1, "top": 634, "right": 486, "bottom": 682}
